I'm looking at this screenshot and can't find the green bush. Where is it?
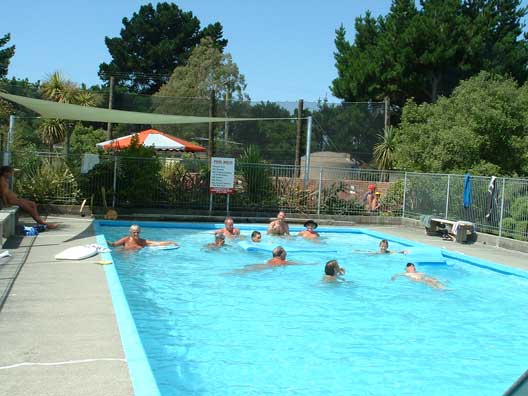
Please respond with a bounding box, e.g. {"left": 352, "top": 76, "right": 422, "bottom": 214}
{"left": 510, "top": 196, "right": 528, "bottom": 221}
{"left": 501, "top": 217, "right": 516, "bottom": 237}
{"left": 380, "top": 179, "right": 404, "bottom": 215}
{"left": 514, "top": 221, "right": 528, "bottom": 241}
{"left": 15, "top": 157, "right": 80, "bottom": 204}
{"left": 321, "top": 181, "right": 366, "bottom": 215}
{"left": 238, "top": 145, "right": 272, "bottom": 204}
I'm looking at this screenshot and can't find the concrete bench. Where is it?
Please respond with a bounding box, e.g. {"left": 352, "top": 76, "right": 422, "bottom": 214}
{"left": 0, "top": 206, "right": 20, "bottom": 247}
{"left": 425, "top": 218, "right": 474, "bottom": 243}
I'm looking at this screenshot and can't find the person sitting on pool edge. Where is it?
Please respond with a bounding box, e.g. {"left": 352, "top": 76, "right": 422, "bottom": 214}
{"left": 298, "top": 219, "right": 320, "bottom": 239}
{"left": 0, "top": 166, "right": 59, "bottom": 229}
{"left": 378, "top": 239, "right": 408, "bottom": 254}
{"left": 109, "top": 224, "right": 178, "bottom": 250}
{"left": 206, "top": 233, "right": 226, "bottom": 249}
{"left": 391, "top": 263, "right": 444, "bottom": 289}
{"left": 267, "top": 211, "right": 290, "bottom": 236}
{"left": 267, "top": 246, "right": 289, "bottom": 266}
{"left": 251, "top": 231, "right": 262, "bottom": 243}
{"left": 323, "top": 259, "right": 346, "bottom": 282}
{"left": 217, "top": 216, "right": 240, "bottom": 239}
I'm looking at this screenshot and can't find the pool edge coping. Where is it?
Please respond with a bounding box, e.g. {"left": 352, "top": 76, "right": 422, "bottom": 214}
{"left": 94, "top": 222, "right": 161, "bottom": 396}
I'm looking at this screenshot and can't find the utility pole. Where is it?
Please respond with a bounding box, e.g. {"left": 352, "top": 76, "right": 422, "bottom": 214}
{"left": 208, "top": 90, "right": 216, "bottom": 164}
{"left": 106, "top": 76, "right": 115, "bottom": 140}
{"left": 384, "top": 96, "right": 390, "bottom": 130}
{"left": 294, "top": 99, "right": 304, "bottom": 177}
{"left": 224, "top": 90, "right": 229, "bottom": 142}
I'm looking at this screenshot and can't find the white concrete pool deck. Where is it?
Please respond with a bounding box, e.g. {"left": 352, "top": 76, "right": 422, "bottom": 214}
{"left": 0, "top": 216, "right": 133, "bottom": 396}
{"left": 0, "top": 216, "right": 527, "bottom": 396}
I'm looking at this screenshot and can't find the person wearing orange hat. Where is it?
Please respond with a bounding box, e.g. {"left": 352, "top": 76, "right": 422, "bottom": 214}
{"left": 363, "top": 184, "right": 377, "bottom": 210}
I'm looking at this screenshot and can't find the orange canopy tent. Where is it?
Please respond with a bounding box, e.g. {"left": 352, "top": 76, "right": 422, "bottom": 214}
{"left": 96, "top": 129, "right": 206, "bottom": 152}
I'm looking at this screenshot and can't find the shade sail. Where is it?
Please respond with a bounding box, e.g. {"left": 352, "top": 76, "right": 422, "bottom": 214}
{"left": 97, "top": 129, "right": 206, "bottom": 152}
{"left": 0, "top": 92, "right": 296, "bottom": 124}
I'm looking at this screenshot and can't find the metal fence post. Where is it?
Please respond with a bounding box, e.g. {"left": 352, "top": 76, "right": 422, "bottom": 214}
{"left": 445, "top": 174, "right": 451, "bottom": 219}
{"left": 497, "top": 177, "right": 506, "bottom": 248}
{"left": 112, "top": 156, "right": 117, "bottom": 208}
{"left": 317, "top": 167, "right": 323, "bottom": 215}
{"left": 402, "top": 172, "right": 408, "bottom": 218}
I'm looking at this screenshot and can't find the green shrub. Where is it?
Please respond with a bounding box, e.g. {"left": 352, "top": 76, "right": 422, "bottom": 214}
{"left": 238, "top": 145, "right": 272, "bottom": 204}
{"left": 501, "top": 217, "right": 516, "bottom": 237}
{"left": 510, "top": 196, "right": 528, "bottom": 221}
{"left": 15, "top": 157, "right": 80, "bottom": 204}
{"left": 380, "top": 179, "right": 404, "bottom": 215}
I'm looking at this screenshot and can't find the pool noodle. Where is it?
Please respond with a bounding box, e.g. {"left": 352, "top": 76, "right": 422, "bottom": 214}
{"left": 406, "top": 247, "right": 447, "bottom": 265}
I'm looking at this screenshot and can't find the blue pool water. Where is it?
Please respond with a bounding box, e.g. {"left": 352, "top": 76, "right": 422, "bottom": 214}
{"left": 99, "top": 222, "right": 528, "bottom": 396}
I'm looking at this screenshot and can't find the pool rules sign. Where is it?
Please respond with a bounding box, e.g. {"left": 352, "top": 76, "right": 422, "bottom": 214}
{"left": 209, "top": 157, "right": 235, "bottom": 194}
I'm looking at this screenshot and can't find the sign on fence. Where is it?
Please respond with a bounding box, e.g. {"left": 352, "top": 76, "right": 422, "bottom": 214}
{"left": 209, "top": 157, "right": 235, "bottom": 194}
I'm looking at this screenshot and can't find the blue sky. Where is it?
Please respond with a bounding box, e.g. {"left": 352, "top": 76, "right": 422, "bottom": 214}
{"left": 3, "top": 1, "right": 527, "bottom": 101}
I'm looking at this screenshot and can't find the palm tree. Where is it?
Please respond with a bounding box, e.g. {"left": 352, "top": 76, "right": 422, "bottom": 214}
{"left": 41, "top": 71, "right": 97, "bottom": 155}
{"left": 38, "top": 118, "right": 65, "bottom": 153}
{"left": 41, "top": 71, "right": 77, "bottom": 103}
{"left": 373, "top": 126, "right": 396, "bottom": 171}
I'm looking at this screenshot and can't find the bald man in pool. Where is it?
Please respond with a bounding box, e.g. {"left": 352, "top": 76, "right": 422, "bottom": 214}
{"left": 217, "top": 216, "right": 240, "bottom": 239}
{"left": 109, "top": 224, "right": 178, "bottom": 250}
{"left": 391, "top": 263, "right": 444, "bottom": 289}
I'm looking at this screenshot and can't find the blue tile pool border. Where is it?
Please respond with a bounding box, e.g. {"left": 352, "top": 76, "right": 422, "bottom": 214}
{"left": 95, "top": 219, "right": 528, "bottom": 396}
{"left": 94, "top": 222, "right": 161, "bottom": 396}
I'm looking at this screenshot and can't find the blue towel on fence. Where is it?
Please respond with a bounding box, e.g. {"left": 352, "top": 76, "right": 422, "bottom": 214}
{"left": 463, "top": 173, "right": 472, "bottom": 209}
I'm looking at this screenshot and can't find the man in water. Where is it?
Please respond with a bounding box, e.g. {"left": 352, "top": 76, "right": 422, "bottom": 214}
{"left": 323, "top": 259, "right": 346, "bottom": 282}
{"left": 298, "top": 220, "right": 319, "bottom": 239}
{"left": 109, "top": 224, "right": 178, "bottom": 250}
{"left": 251, "top": 231, "right": 262, "bottom": 242}
{"left": 267, "top": 211, "right": 290, "bottom": 236}
{"left": 267, "top": 246, "right": 289, "bottom": 266}
{"left": 217, "top": 216, "right": 240, "bottom": 239}
{"left": 391, "top": 263, "right": 444, "bottom": 289}
{"left": 0, "top": 166, "right": 58, "bottom": 228}
{"left": 378, "top": 239, "right": 407, "bottom": 254}
{"left": 206, "top": 233, "right": 225, "bottom": 249}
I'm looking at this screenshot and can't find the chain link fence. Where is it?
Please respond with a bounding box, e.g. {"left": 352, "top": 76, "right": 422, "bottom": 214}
{"left": 7, "top": 150, "right": 528, "bottom": 245}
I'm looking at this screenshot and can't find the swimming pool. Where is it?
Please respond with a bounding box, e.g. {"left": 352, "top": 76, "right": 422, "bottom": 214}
{"left": 96, "top": 221, "right": 528, "bottom": 396}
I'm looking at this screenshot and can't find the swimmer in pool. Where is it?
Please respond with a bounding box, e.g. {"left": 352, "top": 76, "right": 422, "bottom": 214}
{"left": 251, "top": 231, "right": 262, "bottom": 243}
{"left": 267, "top": 246, "right": 290, "bottom": 266}
{"left": 267, "top": 211, "right": 290, "bottom": 236}
{"left": 378, "top": 239, "right": 408, "bottom": 254}
{"left": 298, "top": 220, "right": 320, "bottom": 239}
{"left": 229, "top": 246, "right": 307, "bottom": 274}
{"left": 391, "top": 263, "right": 444, "bottom": 289}
{"left": 206, "top": 233, "right": 226, "bottom": 249}
{"left": 108, "top": 224, "right": 178, "bottom": 250}
{"left": 323, "top": 259, "right": 346, "bottom": 282}
{"left": 217, "top": 216, "right": 241, "bottom": 239}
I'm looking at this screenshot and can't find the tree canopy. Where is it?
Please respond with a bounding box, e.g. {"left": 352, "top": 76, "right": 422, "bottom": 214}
{"left": 157, "top": 37, "right": 247, "bottom": 101}
{"left": 393, "top": 72, "right": 528, "bottom": 175}
{"left": 0, "top": 33, "right": 15, "bottom": 79}
{"left": 98, "top": 2, "right": 227, "bottom": 94}
{"left": 332, "top": 0, "right": 528, "bottom": 107}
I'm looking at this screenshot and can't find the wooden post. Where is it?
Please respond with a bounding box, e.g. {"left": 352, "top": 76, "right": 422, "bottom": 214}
{"left": 106, "top": 76, "right": 115, "bottom": 140}
{"left": 384, "top": 96, "right": 390, "bottom": 129}
{"left": 208, "top": 90, "right": 216, "bottom": 164}
{"left": 224, "top": 90, "right": 229, "bottom": 142}
{"left": 294, "top": 99, "right": 304, "bottom": 177}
